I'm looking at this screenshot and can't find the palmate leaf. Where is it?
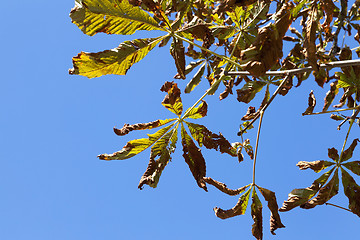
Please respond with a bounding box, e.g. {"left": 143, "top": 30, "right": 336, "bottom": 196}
{"left": 70, "top": 37, "right": 165, "bottom": 78}
{"left": 98, "top": 123, "right": 175, "bottom": 160}
{"left": 70, "top": 0, "right": 163, "bottom": 36}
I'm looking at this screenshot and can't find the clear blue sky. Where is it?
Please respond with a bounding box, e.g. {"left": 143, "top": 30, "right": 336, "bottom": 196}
{"left": 0, "top": 1, "right": 359, "bottom": 239}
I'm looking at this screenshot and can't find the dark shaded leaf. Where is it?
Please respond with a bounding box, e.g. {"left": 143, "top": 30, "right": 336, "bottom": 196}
{"left": 340, "top": 138, "right": 360, "bottom": 163}
{"left": 170, "top": 39, "right": 186, "bottom": 79}
{"left": 330, "top": 114, "right": 345, "bottom": 121}
{"left": 175, "top": 60, "right": 204, "bottom": 80}
{"left": 185, "top": 62, "right": 206, "bottom": 93}
{"left": 181, "top": 125, "right": 207, "bottom": 191}
{"left": 160, "top": 81, "right": 183, "bottom": 116}
{"left": 278, "top": 76, "right": 293, "bottom": 96}
{"left": 323, "top": 81, "right": 338, "bottom": 112}
{"left": 214, "top": 187, "right": 252, "bottom": 219}
{"left": 302, "top": 90, "right": 316, "bottom": 115}
{"left": 341, "top": 168, "right": 360, "bottom": 217}
{"left": 342, "top": 161, "right": 360, "bottom": 176}
{"left": 279, "top": 167, "right": 335, "bottom": 211}
{"left": 241, "top": 106, "right": 257, "bottom": 121}
{"left": 301, "top": 169, "right": 339, "bottom": 209}
{"left": 70, "top": 37, "right": 164, "bottom": 78}
{"left": 180, "top": 17, "right": 214, "bottom": 49}
{"left": 296, "top": 160, "right": 335, "bottom": 173}
{"left": 257, "top": 186, "right": 285, "bottom": 235}
{"left": 203, "top": 177, "right": 250, "bottom": 196}
{"left": 185, "top": 101, "right": 208, "bottom": 119}
{"left": 237, "top": 81, "right": 266, "bottom": 103}
{"left": 328, "top": 147, "right": 340, "bottom": 162}
{"left": 219, "top": 78, "right": 235, "bottom": 100}
{"left": 114, "top": 118, "right": 176, "bottom": 136}
{"left": 251, "top": 189, "right": 263, "bottom": 240}
{"left": 186, "top": 122, "right": 237, "bottom": 156}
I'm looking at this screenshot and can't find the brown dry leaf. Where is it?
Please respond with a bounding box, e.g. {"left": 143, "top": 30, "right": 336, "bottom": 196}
{"left": 257, "top": 187, "right": 285, "bottom": 235}
{"left": 181, "top": 18, "right": 214, "bottom": 49}
{"left": 214, "top": 187, "right": 252, "bottom": 219}
{"left": 302, "top": 90, "right": 316, "bottom": 115}
{"left": 214, "top": 0, "right": 257, "bottom": 16}
{"left": 322, "top": 81, "right": 338, "bottom": 111}
{"left": 251, "top": 189, "right": 263, "bottom": 240}
{"left": 181, "top": 125, "right": 207, "bottom": 191}
{"left": 237, "top": 81, "right": 266, "bottom": 104}
{"left": 160, "top": 81, "right": 183, "bottom": 116}
{"left": 138, "top": 158, "right": 158, "bottom": 189}
{"left": 341, "top": 168, "right": 360, "bottom": 217}
{"left": 114, "top": 119, "right": 176, "bottom": 136}
{"left": 320, "top": 0, "right": 337, "bottom": 41}
{"left": 340, "top": 138, "right": 360, "bottom": 163}
{"left": 203, "top": 177, "right": 249, "bottom": 196}
{"left": 296, "top": 160, "right": 335, "bottom": 173}
{"left": 330, "top": 114, "right": 345, "bottom": 121}
{"left": 279, "top": 76, "right": 293, "bottom": 96}
{"left": 333, "top": 88, "right": 352, "bottom": 108}
{"left": 219, "top": 78, "right": 234, "bottom": 100}
{"left": 328, "top": 147, "right": 340, "bottom": 162}
{"left": 242, "top": 106, "right": 257, "bottom": 121}
{"left": 170, "top": 39, "right": 186, "bottom": 79}
{"left": 301, "top": 169, "right": 339, "bottom": 209}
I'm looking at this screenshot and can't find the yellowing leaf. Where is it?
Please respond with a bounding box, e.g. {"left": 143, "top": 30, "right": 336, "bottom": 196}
{"left": 214, "top": 187, "right": 252, "bottom": 219}
{"left": 160, "top": 81, "right": 183, "bottom": 116}
{"left": 70, "top": 0, "right": 162, "bottom": 36}
{"left": 114, "top": 118, "right": 176, "bottom": 136}
{"left": 185, "top": 101, "right": 208, "bottom": 119}
{"left": 251, "top": 189, "right": 263, "bottom": 240}
{"left": 70, "top": 37, "right": 164, "bottom": 78}
{"left": 184, "top": 62, "right": 206, "bottom": 93}
{"left": 296, "top": 160, "right": 335, "bottom": 173}
{"left": 98, "top": 123, "right": 175, "bottom": 160}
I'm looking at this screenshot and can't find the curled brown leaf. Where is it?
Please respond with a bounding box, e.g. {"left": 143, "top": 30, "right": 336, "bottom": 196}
{"left": 214, "top": 188, "right": 251, "bottom": 219}
{"left": 302, "top": 90, "right": 316, "bottom": 115}
{"left": 203, "top": 177, "right": 249, "bottom": 196}
{"left": 323, "top": 81, "right": 338, "bottom": 112}
{"left": 296, "top": 160, "right": 335, "bottom": 173}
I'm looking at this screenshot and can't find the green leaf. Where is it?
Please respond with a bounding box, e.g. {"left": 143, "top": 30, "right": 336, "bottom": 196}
{"left": 160, "top": 82, "right": 183, "bottom": 116}
{"left": 181, "top": 124, "right": 207, "bottom": 191}
{"left": 185, "top": 62, "right": 206, "bottom": 93}
{"left": 70, "top": 0, "right": 162, "bottom": 36}
{"left": 342, "top": 161, "right": 360, "bottom": 176}
{"left": 300, "top": 168, "right": 339, "bottom": 209}
{"left": 251, "top": 189, "right": 263, "bottom": 240}
{"left": 341, "top": 168, "right": 360, "bottom": 217}
{"left": 185, "top": 122, "right": 237, "bottom": 156}
{"left": 236, "top": 81, "right": 266, "bottom": 103}
{"left": 98, "top": 123, "right": 175, "bottom": 160}
{"left": 296, "top": 160, "right": 335, "bottom": 173}
{"left": 214, "top": 187, "right": 252, "bottom": 219}
{"left": 138, "top": 126, "right": 178, "bottom": 189}
{"left": 185, "top": 101, "right": 208, "bottom": 119}
{"left": 279, "top": 167, "right": 335, "bottom": 211}
{"left": 70, "top": 37, "right": 164, "bottom": 78}
{"left": 340, "top": 138, "right": 360, "bottom": 163}
{"left": 114, "top": 118, "right": 177, "bottom": 136}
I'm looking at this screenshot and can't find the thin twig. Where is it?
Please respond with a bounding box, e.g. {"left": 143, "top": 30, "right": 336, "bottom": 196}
{"left": 238, "top": 74, "right": 291, "bottom": 136}
{"left": 225, "top": 59, "right": 360, "bottom": 77}
{"left": 252, "top": 110, "right": 264, "bottom": 186}
{"left": 304, "top": 107, "right": 359, "bottom": 116}
{"left": 325, "top": 202, "right": 352, "bottom": 213}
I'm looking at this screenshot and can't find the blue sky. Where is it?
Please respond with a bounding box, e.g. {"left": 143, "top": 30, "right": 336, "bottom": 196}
{"left": 0, "top": 1, "right": 359, "bottom": 239}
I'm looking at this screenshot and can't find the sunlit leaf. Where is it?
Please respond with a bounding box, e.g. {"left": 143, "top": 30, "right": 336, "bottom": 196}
{"left": 70, "top": 37, "right": 164, "bottom": 78}
{"left": 296, "top": 160, "right": 335, "bottom": 173}
{"left": 340, "top": 138, "right": 360, "bottom": 163}
{"left": 342, "top": 161, "right": 360, "bottom": 176}
{"left": 181, "top": 124, "right": 207, "bottom": 191}
{"left": 114, "top": 118, "right": 176, "bottom": 136}
{"left": 251, "top": 189, "right": 263, "bottom": 240}
{"left": 186, "top": 122, "right": 237, "bottom": 156}
{"left": 160, "top": 81, "right": 183, "bottom": 116}
{"left": 185, "top": 62, "right": 206, "bottom": 93}
{"left": 341, "top": 168, "right": 360, "bottom": 217}
{"left": 214, "top": 187, "right": 252, "bottom": 219}
{"left": 70, "top": 0, "right": 162, "bottom": 36}
{"left": 257, "top": 186, "right": 285, "bottom": 235}
{"left": 301, "top": 169, "right": 339, "bottom": 209}
{"left": 98, "top": 123, "right": 175, "bottom": 160}
{"left": 279, "top": 167, "right": 335, "bottom": 211}
{"left": 185, "top": 101, "right": 208, "bottom": 119}
{"left": 236, "top": 81, "right": 266, "bottom": 103}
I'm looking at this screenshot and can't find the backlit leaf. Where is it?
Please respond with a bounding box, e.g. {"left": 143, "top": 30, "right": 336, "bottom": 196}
{"left": 185, "top": 122, "right": 237, "bottom": 156}
{"left": 170, "top": 39, "right": 186, "bottom": 79}
{"left": 342, "top": 161, "right": 360, "bottom": 176}
{"left": 184, "top": 62, "right": 206, "bottom": 93}
{"left": 301, "top": 169, "right": 339, "bottom": 209}
{"left": 251, "top": 189, "right": 263, "bottom": 240}
{"left": 204, "top": 178, "right": 250, "bottom": 196}
{"left": 160, "top": 81, "right": 183, "bottom": 116}
{"left": 341, "top": 168, "right": 360, "bottom": 217}
{"left": 70, "top": 0, "right": 162, "bottom": 36}
{"left": 322, "top": 81, "right": 338, "bottom": 112}
{"left": 328, "top": 147, "right": 340, "bottom": 162}
{"left": 236, "top": 81, "right": 266, "bottom": 103}
{"left": 98, "top": 123, "right": 175, "bottom": 160}
{"left": 175, "top": 60, "right": 204, "bottom": 79}
{"left": 214, "top": 187, "right": 252, "bottom": 219}
{"left": 296, "top": 160, "right": 335, "bottom": 173}
{"left": 185, "top": 101, "right": 208, "bottom": 119}
{"left": 257, "top": 186, "right": 285, "bottom": 235}
{"left": 340, "top": 138, "right": 360, "bottom": 163}
{"left": 181, "top": 124, "right": 207, "bottom": 191}
{"left": 70, "top": 37, "right": 164, "bottom": 78}
{"left": 302, "top": 90, "right": 316, "bottom": 115}
{"left": 114, "top": 118, "right": 176, "bottom": 136}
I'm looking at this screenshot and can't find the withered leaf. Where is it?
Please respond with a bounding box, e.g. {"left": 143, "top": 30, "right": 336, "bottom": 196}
{"left": 342, "top": 161, "right": 360, "bottom": 176}
{"left": 302, "top": 90, "right": 316, "bottom": 115}
{"left": 242, "top": 106, "right": 257, "bottom": 121}
{"left": 114, "top": 118, "right": 176, "bottom": 136}
{"left": 322, "top": 81, "right": 338, "bottom": 112}
{"left": 279, "top": 167, "right": 335, "bottom": 211}
{"left": 330, "top": 114, "right": 345, "bottom": 121}
{"left": 257, "top": 186, "right": 285, "bottom": 235}
{"left": 170, "top": 39, "right": 186, "bottom": 79}
{"left": 296, "top": 160, "right": 335, "bottom": 173}
{"left": 181, "top": 125, "right": 207, "bottom": 191}
{"left": 214, "top": 0, "right": 257, "bottom": 16}
{"left": 219, "top": 78, "right": 234, "bottom": 100}
{"left": 301, "top": 169, "right": 339, "bottom": 209}
{"left": 214, "top": 187, "right": 252, "bottom": 219}
{"left": 180, "top": 17, "right": 214, "bottom": 49}
{"left": 340, "top": 138, "right": 360, "bottom": 163}
{"left": 243, "top": 139, "right": 254, "bottom": 160}
{"left": 185, "top": 101, "right": 208, "bottom": 119}
{"left": 237, "top": 81, "right": 266, "bottom": 104}
{"left": 186, "top": 122, "right": 237, "bottom": 156}
{"left": 160, "top": 81, "right": 183, "bottom": 116}
{"left": 341, "top": 168, "right": 360, "bottom": 217}
{"left": 251, "top": 189, "right": 263, "bottom": 240}
{"left": 279, "top": 76, "right": 293, "bottom": 96}
{"left": 184, "top": 62, "right": 206, "bottom": 93}
{"left": 328, "top": 147, "right": 340, "bottom": 162}
{"left": 203, "top": 177, "right": 250, "bottom": 196}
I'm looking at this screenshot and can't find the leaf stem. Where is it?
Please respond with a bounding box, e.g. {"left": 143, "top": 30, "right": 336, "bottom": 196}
{"left": 303, "top": 107, "right": 359, "bottom": 116}
{"left": 325, "top": 202, "right": 352, "bottom": 212}
{"left": 252, "top": 110, "right": 264, "bottom": 186}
